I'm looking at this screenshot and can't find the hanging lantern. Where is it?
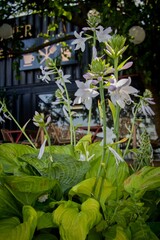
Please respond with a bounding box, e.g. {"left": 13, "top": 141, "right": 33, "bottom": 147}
{"left": 129, "top": 26, "right": 146, "bottom": 44}
{"left": 0, "top": 23, "right": 13, "bottom": 40}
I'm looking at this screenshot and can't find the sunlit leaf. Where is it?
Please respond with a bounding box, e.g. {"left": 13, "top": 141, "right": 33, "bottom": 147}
{"left": 53, "top": 198, "right": 102, "bottom": 240}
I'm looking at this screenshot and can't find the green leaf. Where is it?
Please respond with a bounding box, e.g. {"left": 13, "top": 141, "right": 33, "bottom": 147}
{"left": 130, "top": 219, "right": 159, "bottom": 240}
{"left": 86, "top": 144, "right": 129, "bottom": 196}
{"left": 108, "top": 99, "right": 116, "bottom": 125}
{"left": 124, "top": 166, "right": 160, "bottom": 200}
{"left": 0, "top": 205, "right": 37, "bottom": 240}
{"left": 20, "top": 153, "right": 90, "bottom": 192}
{"left": 69, "top": 177, "right": 113, "bottom": 205}
{"left": 0, "top": 217, "right": 20, "bottom": 231}
{"left": 53, "top": 198, "right": 102, "bottom": 240}
{"left": 0, "top": 143, "right": 36, "bottom": 173}
{"left": 75, "top": 134, "right": 92, "bottom": 154}
{"left": 0, "top": 185, "right": 21, "bottom": 218}
{"left": 2, "top": 175, "right": 59, "bottom": 205}
{"left": 36, "top": 211, "right": 57, "bottom": 230}
{"left": 103, "top": 225, "right": 131, "bottom": 240}
{"left": 49, "top": 144, "right": 77, "bottom": 158}
{"left": 33, "top": 233, "right": 58, "bottom": 240}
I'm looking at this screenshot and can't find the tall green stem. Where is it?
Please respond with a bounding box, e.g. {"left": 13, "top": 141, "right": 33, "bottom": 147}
{"left": 87, "top": 31, "right": 97, "bottom": 135}
{"left": 93, "top": 79, "right": 107, "bottom": 200}
{"left": 7, "top": 110, "right": 37, "bottom": 149}
{"left": 113, "top": 57, "right": 120, "bottom": 144}
{"left": 123, "top": 103, "right": 140, "bottom": 158}
{"left": 58, "top": 70, "right": 75, "bottom": 145}
{"left": 87, "top": 108, "right": 92, "bottom": 134}
{"left": 65, "top": 86, "right": 74, "bottom": 145}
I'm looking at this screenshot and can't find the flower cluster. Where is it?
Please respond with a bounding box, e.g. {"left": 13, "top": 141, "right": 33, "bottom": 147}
{"left": 37, "top": 9, "right": 155, "bottom": 163}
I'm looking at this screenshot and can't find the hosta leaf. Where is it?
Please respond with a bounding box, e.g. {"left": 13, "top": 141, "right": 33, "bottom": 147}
{"left": 130, "top": 219, "right": 159, "bottom": 240}
{"left": 124, "top": 166, "right": 160, "bottom": 200}
{"left": 36, "top": 211, "right": 56, "bottom": 230}
{"left": 86, "top": 143, "right": 129, "bottom": 196}
{"left": 103, "top": 225, "right": 131, "bottom": 240}
{"left": 75, "top": 134, "right": 92, "bottom": 154}
{"left": 69, "top": 177, "right": 114, "bottom": 205}
{"left": 0, "top": 143, "right": 36, "bottom": 173}
{"left": 49, "top": 144, "right": 77, "bottom": 157}
{"left": 52, "top": 198, "right": 102, "bottom": 240}
{"left": 0, "top": 217, "right": 20, "bottom": 232}
{"left": 1, "top": 175, "right": 59, "bottom": 205}
{"left": 0, "top": 205, "right": 37, "bottom": 240}
{"left": 33, "top": 233, "right": 58, "bottom": 240}
{"left": 20, "top": 153, "right": 90, "bottom": 192}
{"left": 0, "top": 185, "right": 21, "bottom": 218}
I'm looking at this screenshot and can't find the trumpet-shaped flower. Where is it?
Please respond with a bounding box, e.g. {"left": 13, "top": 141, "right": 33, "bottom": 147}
{"left": 108, "top": 146, "right": 124, "bottom": 166}
{"left": 96, "top": 26, "right": 112, "bottom": 43}
{"left": 0, "top": 101, "right": 11, "bottom": 123}
{"left": 38, "top": 138, "right": 47, "bottom": 159}
{"left": 139, "top": 98, "right": 155, "bottom": 116}
{"left": 97, "top": 127, "right": 116, "bottom": 144}
{"left": 109, "top": 77, "right": 138, "bottom": 108}
{"left": 71, "top": 31, "right": 90, "bottom": 52}
{"left": 56, "top": 69, "right": 71, "bottom": 93}
{"left": 73, "top": 80, "right": 99, "bottom": 110}
{"left": 136, "top": 89, "right": 155, "bottom": 117}
{"left": 38, "top": 66, "right": 54, "bottom": 83}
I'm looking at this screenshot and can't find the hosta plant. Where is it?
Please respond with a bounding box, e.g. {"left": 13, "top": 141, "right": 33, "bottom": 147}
{"left": 0, "top": 9, "right": 160, "bottom": 240}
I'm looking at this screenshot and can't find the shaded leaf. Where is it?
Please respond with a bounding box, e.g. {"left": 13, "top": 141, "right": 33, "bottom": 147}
{"left": 0, "top": 205, "right": 37, "bottom": 240}
{"left": 0, "top": 185, "right": 21, "bottom": 218}
{"left": 0, "top": 143, "right": 36, "bottom": 173}
{"left": 2, "top": 175, "right": 59, "bottom": 205}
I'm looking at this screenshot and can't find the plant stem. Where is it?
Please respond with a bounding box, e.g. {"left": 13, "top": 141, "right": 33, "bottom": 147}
{"left": 123, "top": 103, "right": 140, "bottom": 158}
{"left": 60, "top": 71, "right": 75, "bottom": 145}
{"left": 7, "top": 110, "right": 37, "bottom": 149}
{"left": 113, "top": 57, "right": 121, "bottom": 144}
{"left": 87, "top": 108, "right": 92, "bottom": 134}
{"left": 93, "top": 79, "right": 107, "bottom": 200}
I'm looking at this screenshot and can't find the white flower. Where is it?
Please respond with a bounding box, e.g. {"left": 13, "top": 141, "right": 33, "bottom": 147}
{"left": 108, "top": 146, "right": 124, "bottom": 166}
{"left": 38, "top": 66, "right": 54, "bottom": 83}
{"left": 38, "top": 194, "right": 48, "bottom": 203}
{"left": 97, "top": 127, "right": 116, "bottom": 144}
{"left": 79, "top": 151, "right": 95, "bottom": 161}
{"left": 96, "top": 26, "right": 112, "bottom": 43}
{"left": 58, "top": 69, "right": 71, "bottom": 83}
{"left": 109, "top": 77, "right": 138, "bottom": 108}
{"left": 0, "top": 116, "right": 5, "bottom": 123}
{"left": 92, "top": 46, "right": 97, "bottom": 59}
{"left": 73, "top": 80, "right": 99, "bottom": 110}
{"left": 139, "top": 97, "right": 155, "bottom": 117}
{"left": 38, "top": 138, "right": 47, "bottom": 159}
{"left": 56, "top": 70, "right": 71, "bottom": 93}
{"left": 71, "top": 31, "right": 90, "bottom": 52}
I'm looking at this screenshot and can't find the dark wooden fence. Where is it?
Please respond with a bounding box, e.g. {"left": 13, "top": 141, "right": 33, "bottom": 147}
{"left": 0, "top": 13, "right": 90, "bottom": 130}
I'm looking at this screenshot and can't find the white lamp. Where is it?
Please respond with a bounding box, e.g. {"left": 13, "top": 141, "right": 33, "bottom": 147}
{"left": 0, "top": 23, "right": 13, "bottom": 40}
{"left": 129, "top": 26, "right": 146, "bottom": 44}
